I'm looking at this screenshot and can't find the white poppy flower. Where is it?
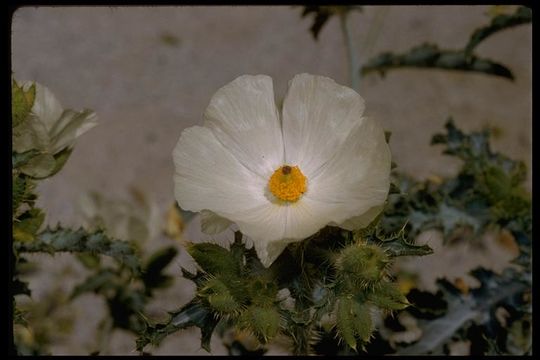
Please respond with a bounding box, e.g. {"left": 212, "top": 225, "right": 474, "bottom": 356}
{"left": 173, "top": 74, "right": 391, "bottom": 267}
{"left": 12, "top": 81, "right": 98, "bottom": 155}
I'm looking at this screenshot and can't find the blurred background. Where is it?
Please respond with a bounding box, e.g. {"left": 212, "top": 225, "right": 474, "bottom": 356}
{"left": 11, "top": 5, "right": 531, "bottom": 355}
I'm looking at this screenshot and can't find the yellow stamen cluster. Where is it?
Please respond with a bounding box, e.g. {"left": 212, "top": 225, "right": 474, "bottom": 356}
{"left": 268, "top": 165, "right": 307, "bottom": 202}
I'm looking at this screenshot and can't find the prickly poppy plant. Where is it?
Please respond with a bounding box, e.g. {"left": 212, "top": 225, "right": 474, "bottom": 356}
{"left": 12, "top": 5, "right": 531, "bottom": 356}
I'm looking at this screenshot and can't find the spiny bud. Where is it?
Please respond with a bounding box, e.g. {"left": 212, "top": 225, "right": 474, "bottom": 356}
{"left": 249, "top": 279, "right": 278, "bottom": 307}
{"left": 200, "top": 277, "right": 241, "bottom": 315}
{"left": 336, "top": 243, "right": 390, "bottom": 290}
{"left": 239, "top": 305, "right": 281, "bottom": 343}
{"left": 335, "top": 296, "right": 374, "bottom": 350}
{"left": 368, "top": 281, "right": 410, "bottom": 311}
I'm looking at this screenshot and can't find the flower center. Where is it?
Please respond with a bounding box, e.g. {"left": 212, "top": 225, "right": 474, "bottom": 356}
{"left": 268, "top": 165, "right": 307, "bottom": 202}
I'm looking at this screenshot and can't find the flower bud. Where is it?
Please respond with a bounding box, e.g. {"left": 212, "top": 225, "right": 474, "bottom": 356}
{"left": 336, "top": 243, "right": 389, "bottom": 290}
{"left": 200, "top": 277, "right": 240, "bottom": 315}
{"left": 239, "top": 305, "right": 281, "bottom": 343}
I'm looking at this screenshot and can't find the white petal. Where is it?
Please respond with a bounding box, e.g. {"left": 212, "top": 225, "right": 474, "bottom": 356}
{"left": 305, "top": 116, "right": 391, "bottom": 227}
{"left": 253, "top": 238, "right": 290, "bottom": 268}
{"left": 232, "top": 203, "right": 287, "bottom": 243}
{"left": 12, "top": 115, "right": 49, "bottom": 153}
{"left": 30, "top": 82, "right": 64, "bottom": 133}
{"left": 203, "top": 75, "right": 284, "bottom": 179}
{"left": 49, "top": 109, "right": 98, "bottom": 154}
{"left": 331, "top": 204, "right": 385, "bottom": 231}
{"left": 200, "top": 210, "right": 233, "bottom": 235}
{"left": 282, "top": 74, "right": 365, "bottom": 176}
{"left": 173, "top": 125, "right": 267, "bottom": 217}
{"left": 231, "top": 203, "right": 291, "bottom": 267}
{"left": 232, "top": 200, "right": 332, "bottom": 267}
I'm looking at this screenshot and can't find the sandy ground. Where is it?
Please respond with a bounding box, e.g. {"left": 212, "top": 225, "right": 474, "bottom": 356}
{"left": 11, "top": 5, "right": 531, "bottom": 355}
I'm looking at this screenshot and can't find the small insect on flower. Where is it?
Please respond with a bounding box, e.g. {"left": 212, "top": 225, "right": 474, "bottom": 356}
{"left": 173, "top": 74, "right": 391, "bottom": 267}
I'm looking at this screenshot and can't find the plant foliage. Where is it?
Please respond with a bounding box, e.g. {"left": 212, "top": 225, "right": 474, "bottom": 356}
{"left": 361, "top": 6, "right": 531, "bottom": 80}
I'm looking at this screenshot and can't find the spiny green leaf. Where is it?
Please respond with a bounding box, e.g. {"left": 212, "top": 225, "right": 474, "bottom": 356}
{"left": 70, "top": 269, "right": 117, "bottom": 299}
{"left": 368, "top": 282, "right": 410, "bottom": 311}
{"left": 12, "top": 175, "right": 36, "bottom": 215}
{"left": 142, "top": 246, "right": 178, "bottom": 293}
{"left": 300, "top": 6, "right": 361, "bottom": 40}
{"left": 239, "top": 305, "right": 281, "bottom": 343}
{"left": 181, "top": 267, "right": 207, "bottom": 288}
{"left": 388, "top": 182, "right": 401, "bottom": 195}
{"left": 136, "top": 300, "right": 218, "bottom": 352}
{"left": 369, "top": 225, "right": 433, "bottom": 257}
{"left": 14, "top": 227, "right": 141, "bottom": 274}
{"left": 230, "top": 231, "right": 248, "bottom": 266}
{"left": 13, "top": 208, "right": 44, "bottom": 243}
{"left": 397, "top": 267, "right": 530, "bottom": 355}
{"left": 483, "top": 165, "right": 512, "bottom": 199}
{"left": 300, "top": 6, "right": 332, "bottom": 40}
{"left": 108, "top": 288, "right": 147, "bottom": 331}
{"left": 207, "top": 288, "right": 240, "bottom": 315}
{"left": 200, "top": 276, "right": 242, "bottom": 315}
{"left": 249, "top": 279, "right": 279, "bottom": 307}
{"left": 49, "top": 148, "right": 73, "bottom": 177}
{"left": 383, "top": 117, "right": 531, "bottom": 248}
{"left": 465, "top": 6, "right": 532, "bottom": 55}
{"left": 15, "top": 148, "right": 73, "bottom": 180}
{"left": 144, "top": 246, "right": 178, "bottom": 276}
{"left": 12, "top": 150, "right": 40, "bottom": 169}
{"left": 406, "top": 288, "right": 448, "bottom": 319}
{"left": 14, "top": 306, "right": 28, "bottom": 326}
{"left": 19, "top": 153, "right": 56, "bottom": 179}
{"left": 336, "top": 296, "right": 373, "bottom": 350}
{"left": 361, "top": 43, "right": 514, "bottom": 80}
{"left": 80, "top": 280, "right": 149, "bottom": 334}
{"left": 187, "top": 242, "right": 241, "bottom": 277}
{"left": 12, "top": 277, "right": 31, "bottom": 297}
{"left": 12, "top": 80, "right": 36, "bottom": 128}
{"left": 428, "top": 118, "right": 531, "bottom": 233}
{"left": 336, "top": 297, "right": 357, "bottom": 349}
{"left": 352, "top": 306, "right": 373, "bottom": 344}
{"left": 75, "top": 253, "right": 101, "bottom": 269}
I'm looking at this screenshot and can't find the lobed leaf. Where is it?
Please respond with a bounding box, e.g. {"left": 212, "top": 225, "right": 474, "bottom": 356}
{"left": 368, "top": 282, "right": 410, "bottom": 311}
{"left": 186, "top": 242, "right": 242, "bottom": 277}
{"left": 335, "top": 296, "right": 373, "bottom": 350}
{"left": 361, "top": 43, "right": 514, "bottom": 80}
{"left": 12, "top": 150, "right": 40, "bottom": 169}
{"left": 141, "top": 246, "right": 178, "bottom": 294}
{"left": 12, "top": 175, "right": 37, "bottom": 215}
{"left": 300, "top": 6, "right": 361, "bottom": 40}
{"left": 397, "top": 267, "right": 529, "bottom": 355}
{"left": 70, "top": 269, "right": 118, "bottom": 299}
{"left": 465, "top": 6, "right": 532, "bottom": 55}
{"left": 136, "top": 300, "right": 219, "bottom": 352}
{"left": 18, "top": 154, "right": 56, "bottom": 179}
{"left": 239, "top": 305, "right": 281, "bottom": 344}
{"left": 14, "top": 227, "right": 141, "bottom": 274}
{"left": 13, "top": 208, "right": 44, "bottom": 243}
{"left": 383, "top": 118, "right": 531, "bottom": 242}
{"left": 12, "top": 278, "right": 31, "bottom": 297}
{"left": 369, "top": 225, "right": 433, "bottom": 257}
